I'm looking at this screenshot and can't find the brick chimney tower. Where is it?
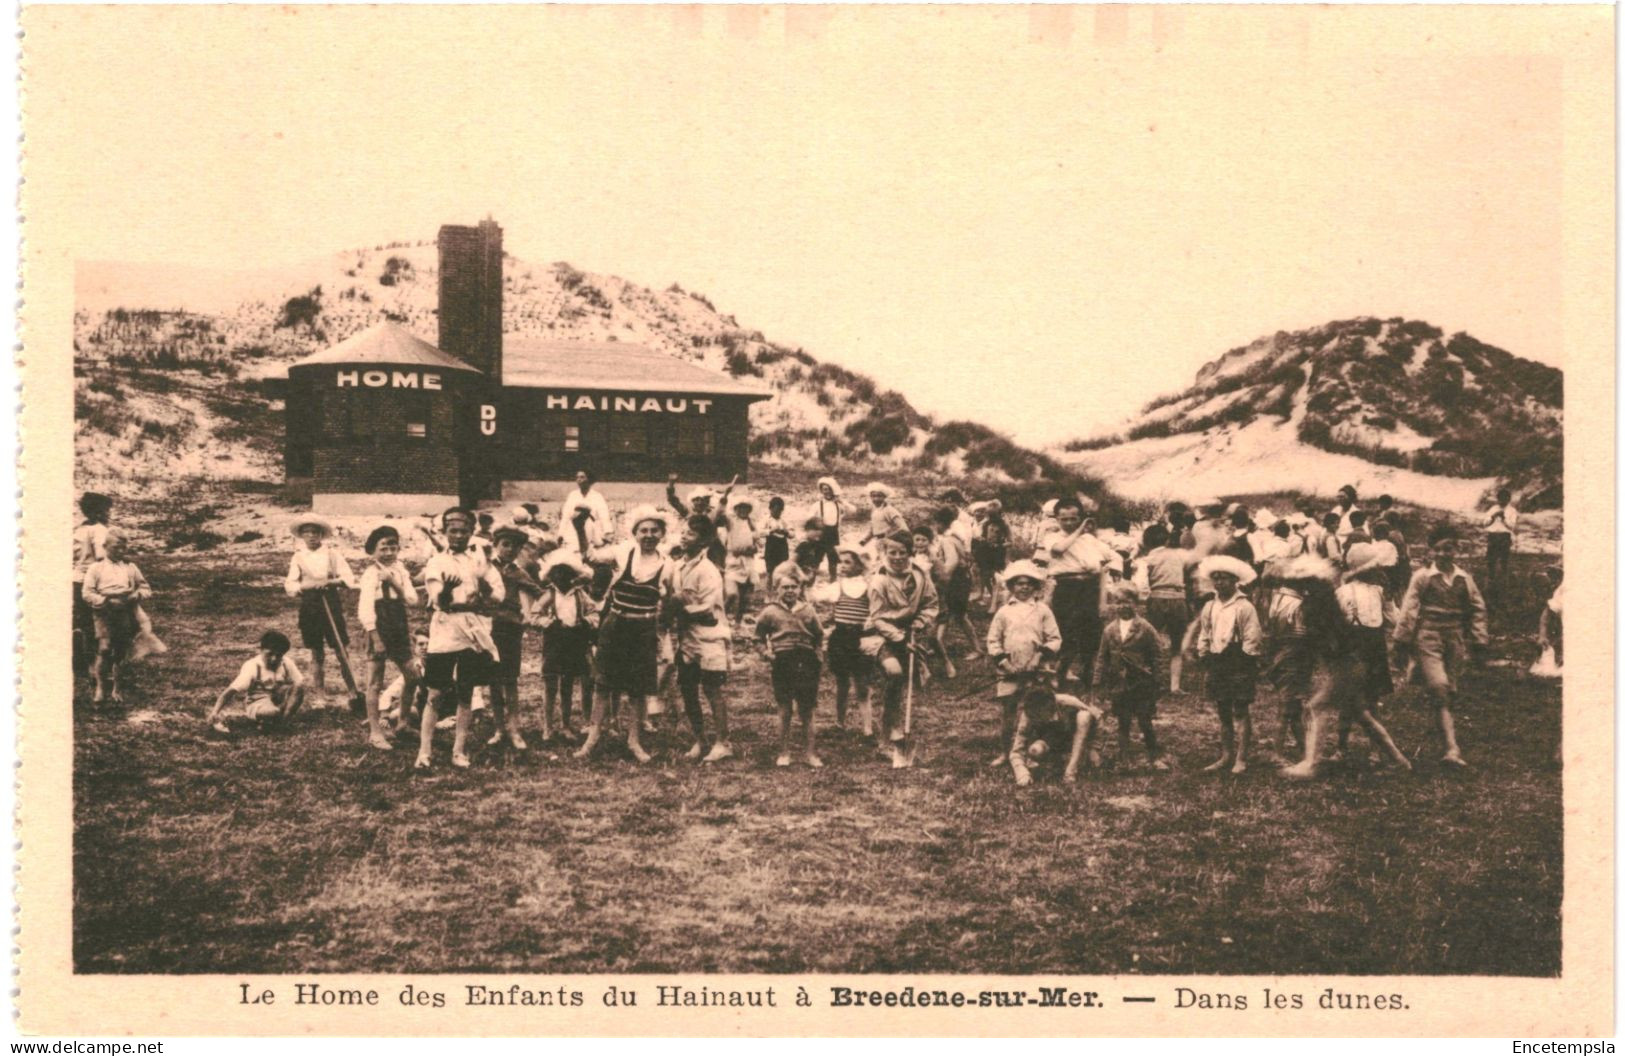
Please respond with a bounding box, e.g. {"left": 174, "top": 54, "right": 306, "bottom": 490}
{"left": 437, "top": 217, "right": 504, "bottom": 378}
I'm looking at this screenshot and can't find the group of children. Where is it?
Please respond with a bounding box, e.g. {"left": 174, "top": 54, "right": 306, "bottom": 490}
{"left": 80, "top": 475, "right": 1534, "bottom": 782}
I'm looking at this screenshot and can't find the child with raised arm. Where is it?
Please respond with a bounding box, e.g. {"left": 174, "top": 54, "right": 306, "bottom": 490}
{"left": 1194, "top": 555, "right": 1263, "bottom": 774}
{"left": 534, "top": 551, "right": 599, "bottom": 743}
{"left": 417, "top": 507, "right": 505, "bottom": 771}
{"left": 1009, "top": 686, "right": 1103, "bottom": 787}
{"left": 756, "top": 574, "right": 826, "bottom": 768}
{"left": 1093, "top": 581, "right": 1169, "bottom": 770}
{"left": 1391, "top": 524, "right": 1487, "bottom": 767}
{"left": 283, "top": 515, "right": 357, "bottom": 704}
{"left": 357, "top": 525, "right": 419, "bottom": 750}
{"left": 673, "top": 515, "right": 735, "bottom": 762}
{"left": 723, "top": 499, "right": 760, "bottom": 634}
{"left": 985, "top": 560, "right": 1061, "bottom": 769}
{"left": 576, "top": 505, "right": 676, "bottom": 763}
{"left": 208, "top": 630, "right": 306, "bottom": 733}
{"left": 80, "top": 529, "right": 152, "bottom": 706}
{"left": 868, "top": 530, "right": 940, "bottom": 768}
{"left": 808, "top": 543, "right": 875, "bottom": 733}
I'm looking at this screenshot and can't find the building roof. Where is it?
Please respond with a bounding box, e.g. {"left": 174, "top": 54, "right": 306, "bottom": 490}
{"left": 503, "top": 338, "right": 771, "bottom": 399}
{"left": 289, "top": 322, "right": 481, "bottom": 373}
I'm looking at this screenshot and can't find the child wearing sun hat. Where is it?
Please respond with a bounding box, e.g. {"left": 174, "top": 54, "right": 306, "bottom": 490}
{"left": 282, "top": 514, "right": 357, "bottom": 704}
{"left": 985, "top": 559, "right": 1062, "bottom": 769}
{"left": 533, "top": 550, "right": 600, "bottom": 742}
{"left": 1194, "top": 554, "right": 1262, "bottom": 774}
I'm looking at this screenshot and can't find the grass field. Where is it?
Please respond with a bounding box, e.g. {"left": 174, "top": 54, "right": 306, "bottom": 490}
{"left": 73, "top": 541, "right": 1562, "bottom": 976}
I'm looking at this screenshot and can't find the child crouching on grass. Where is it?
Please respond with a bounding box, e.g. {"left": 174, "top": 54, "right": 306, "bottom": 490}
{"left": 1009, "top": 686, "right": 1103, "bottom": 787}
{"left": 755, "top": 575, "right": 826, "bottom": 768}
{"left": 207, "top": 630, "right": 305, "bottom": 733}
{"left": 1092, "top": 581, "right": 1169, "bottom": 770}
{"left": 985, "top": 560, "right": 1061, "bottom": 769}
{"left": 357, "top": 525, "right": 419, "bottom": 750}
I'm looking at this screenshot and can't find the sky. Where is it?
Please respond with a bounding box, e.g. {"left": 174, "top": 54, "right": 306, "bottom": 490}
{"left": 31, "top": 5, "right": 1581, "bottom": 446}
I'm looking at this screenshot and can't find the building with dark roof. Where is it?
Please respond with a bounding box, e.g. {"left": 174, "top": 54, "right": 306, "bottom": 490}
{"left": 285, "top": 218, "right": 770, "bottom": 513}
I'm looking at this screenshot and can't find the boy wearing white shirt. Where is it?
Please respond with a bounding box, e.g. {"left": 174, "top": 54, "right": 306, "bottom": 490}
{"left": 207, "top": 630, "right": 306, "bottom": 733}
{"left": 1194, "top": 556, "right": 1262, "bottom": 774}
{"left": 1483, "top": 487, "right": 1519, "bottom": 596}
{"left": 357, "top": 525, "right": 420, "bottom": 750}
{"left": 283, "top": 516, "right": 357, "bottom": 702}
{"left": 985, "top": 561, "right": 1062, "bottom": 768}
{"left": 416, "top": 507, "right": 505, "bottom": 771}
{"left": 81, "top": 529, "right": 152, "bottom": 705}
{"left": 1042, "top": 498, "right": 1113, "bottom": 686}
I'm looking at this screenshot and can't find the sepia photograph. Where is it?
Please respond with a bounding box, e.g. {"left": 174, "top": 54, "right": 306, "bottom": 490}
{"left": 18, "top": 1, "right": 1614, "bottom": 1037}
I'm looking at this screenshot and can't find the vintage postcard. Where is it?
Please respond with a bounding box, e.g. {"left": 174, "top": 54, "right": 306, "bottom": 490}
{"left": 17, "top": 3, "right": 1614, "bottom": 1038}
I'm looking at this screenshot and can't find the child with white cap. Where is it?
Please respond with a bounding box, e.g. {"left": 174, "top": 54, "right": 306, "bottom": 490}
{"left": 813, "top": 477, "right": 846, "bottom": 581}
{"left": 1194, "top": 554, "right": 1263, "bottom": 774}
{"left": 860, "top": 482, "right": 909, "bottom": 561}
{"left": 575, "top": 504, "right": 676, "bottom": 763}
{"left": 533, "top": 550, "right": 600, "bottom": 743}
{"left": 282, "top": 514, "right": 357, "bottom": 704}
{"left": 985, "top": 559, "right": 1062, "bottom": 768}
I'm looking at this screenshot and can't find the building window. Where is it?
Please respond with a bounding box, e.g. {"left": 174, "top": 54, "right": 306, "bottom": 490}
{"left": 609, "top": 415, "right": 647, "bottom": 454}
{"left": 676, "top": 417, "right": 715, "bottom": 457}
{"left": 402, "top": 393, "right": 429, "bottom": 439}
{"left": 564, "top": 424, "right": 581, "bottom": 452}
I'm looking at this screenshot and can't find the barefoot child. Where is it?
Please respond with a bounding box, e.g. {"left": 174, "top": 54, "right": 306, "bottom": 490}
{"left": 357, "top": 525, "right": 419, "bottom": 749}
{"left": 1009, "top": 686, "right": 1104, "bottom": 787}
{"left": 674, "top": 515, "right": 735, "bottom": 762}
{"left": 534, "top": 551, "right": 599, "bottom": 742}
{"left": 577, "top": 506, "right": 676, "bottom": 763}
{"left": 910, "top": 525, "right": 956, "bottom": 681}
{"left": 488, "top": 526, "right": 543, "bottom": 750}
{"left": 417, "top": 507, "right": 505, "bottom": 771}
{"left": 1194, "top": 555, "right": 1262, "bottom": 774}
{"left": 73, "top": 492, "right": 113, "bottom": 678}
{"left": 868, "top": 530, "right": 940, "bottom": 768}
{"left": 985, "top": 560, "right": 1061, "bottom": 768}
{"left": 756, "top": 575, "right": 826, "bottom": 767}
{"left": 1093, "top": 582, "right": 1168, "bottom": 770}
{"left": 808, "top": 543, "right": 875, "bottom": 733}
{"left": 1391, "top": 525, "right": 1487, "bottom": 768}
{"left": 80, "top": 529, "right": 152, "bottom": 706}
{"left": 1324, "top": 545, "right": 1411, "bottom": 771}
{"left": 207, "top": 630, "right": 306, "bottom": 732}
{"left": 283, "top": 516, "right": 357, "bottom": 704}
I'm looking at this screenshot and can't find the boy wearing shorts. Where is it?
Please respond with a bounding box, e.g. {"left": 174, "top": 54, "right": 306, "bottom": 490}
{"left": 357, "top": 525, "right": 419, "bottom": 750}
{"left": 1392, "top": 525, "right": 1487, "bottom": 767}
{"left": 417, "top": 507, "right": 505, "bottom": 771}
